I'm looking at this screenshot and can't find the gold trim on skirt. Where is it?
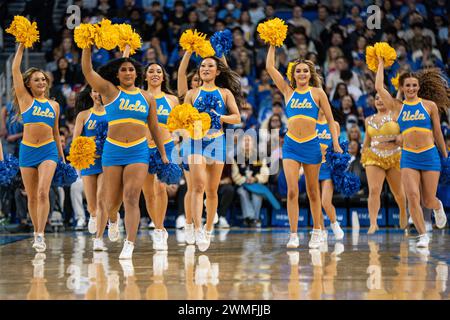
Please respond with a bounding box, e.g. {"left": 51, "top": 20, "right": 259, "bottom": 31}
{"left": 361, "top": 148, "right": 400, "bottom": 170}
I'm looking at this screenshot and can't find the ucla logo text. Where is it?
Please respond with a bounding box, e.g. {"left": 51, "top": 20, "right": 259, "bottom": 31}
{"left": 157, "top": 105, "right": 170, "bottom": 116}
{"left": 87, "top": 120, "right": 96, "bottom": 130}
{"left": 290, "top": 98, "right": 312, "bottom": 109}
{"left": 402, "top": 110, "right": 425, "bottom": 122}
{"left": 317, "top": 129, "right": 331, "bottom": 140}
{"left": 32, "top": 106, "right": 54, "bottom": 118}
{"left": 119, "top": 98, "right": 146, "bottom": 113}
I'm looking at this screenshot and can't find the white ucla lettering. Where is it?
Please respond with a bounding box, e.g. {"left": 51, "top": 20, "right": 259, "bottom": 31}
{"left": 290, "top": 98, "right": 312, "bottom": 109}
{"left": 402, "top": 110, "right": 425, "bottom": 122}
{"left": 119, "top": 98, "right": 147, "bottom": 113}
{"left": 157, "top": 105, "right": 170, "bottom": 116}
{"left": 317, "top": 129, "right": 331, "bottom": 140}
{"left": 32, "top": 106, "right": 55, "bottom": 118}
{"left": 87, "top": 120, "right": 96, "bottom": 130}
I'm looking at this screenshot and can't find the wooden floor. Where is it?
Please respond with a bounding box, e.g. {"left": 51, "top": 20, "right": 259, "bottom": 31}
{"left": 0, "top": 228, "right": 449, "bottom": 300}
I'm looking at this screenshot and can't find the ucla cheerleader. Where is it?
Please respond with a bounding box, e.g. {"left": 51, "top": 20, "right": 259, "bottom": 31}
{"left": 183, "top": 56, "right": 242, "bottom": 252}
{"left": 12, "top": 43, "right": 65, "bottom": 252}
{"left": 266, "top": 46, "right": 342, "bottom": 249}
{"left": 316, "top": 109, "right": 344, "bottom": 241}
{"left": 142, "top": 62, "right": 179, "bottom": 251}
{"left": 375, "top": 58, "right": 448, "bottom": 248}
{"left": 81, "top": 45, "right": 168, "bottom": 259}
{"left": 177, "top": 51, "right": 200, "bottom": 245}
{"left": 361, "top": 93, "right": 407, "bottom": 234}
{"left": 73, "top": 85, "right": 108, "bottom": 250}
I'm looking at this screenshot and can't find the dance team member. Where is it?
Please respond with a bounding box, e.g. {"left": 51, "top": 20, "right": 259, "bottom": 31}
{"left": 361, "top": 93, "right": 407, "bottom": 234}
{"left": 13, "top": 43, "right": 65, "bottom": 252}
{"left": 375, "top": 57, "right": 448, "bottom": 248}
{"left": 183, "top": 56, "right": 242, "bottom": 252}
{"left": 73, "top": 85, "right": 109, "bottom": 250}
{"left": 266, "top": 46, "right": 342, "bottom": 249}
{"left": 81, "top": 44, "right": 168, "bottom": 259}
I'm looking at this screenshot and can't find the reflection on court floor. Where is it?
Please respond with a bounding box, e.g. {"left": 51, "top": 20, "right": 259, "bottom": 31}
{"left": 0, "top": 229, "right": 448, "bottom": 300}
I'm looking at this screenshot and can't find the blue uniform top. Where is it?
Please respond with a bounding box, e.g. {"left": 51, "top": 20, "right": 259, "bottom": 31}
{"left": 82, "top": 108, "right": 107, "bottom": 137}
{"left": 154, "top": 93, "right": 173, "bottom": 127}
{"left": 285, "top": 87, "right": 319, "bottom": 123}
{"left": 397, "top": 99, "right": 432, "bottom": 135}
{"left": 22, "top": 98, "right": 56, "bottom": 129}
{"left": 193, "top": 86, "right": 227, "bottom": 116}
{"left": 105, "top": 87, "right": 149, "bottom": 127}
{"left": 316, "top": 120, "right": 332, "bottom": 163}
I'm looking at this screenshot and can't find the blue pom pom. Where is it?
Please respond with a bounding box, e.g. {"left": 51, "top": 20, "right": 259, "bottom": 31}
{"left": 210, "top": 29, "right": 233, "bottom": 58}
{"left": 0, "top": 154, "right": 19, "bottom": 186}
{"left": 195, "top": 94, "right": 222, "bottom": 130}
{"left": 157, "top": 163, "right": 182, "bottom": 185}
{"left": 326, "top": 141, "right": 351, "bottom": 174}
{"left": 148, "top": 151, "right": 164, "bottom": 174}
{"left": 52, "top": 160, "right": 78, "bottom": 187}
{"left": 439, "top": 156, "right": 450, "bottom": 185}
{"left": 332, "top": 171, "right": 361, "bottom": 197}
{"left": 95, "top": 121, "right": 108, "bottom": 157}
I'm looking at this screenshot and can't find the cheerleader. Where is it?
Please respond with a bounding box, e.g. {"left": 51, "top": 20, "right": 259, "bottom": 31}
{"left": 375, "top": 57, "right": 448, "bottom": 248}
{"left": 266, "top": 46, "right": 342, "bottom": 249}
{"left": 81, "top": 45, "right": 168, "bottom": 259}
{"left": 72, "top": 85, "right": 108, "bottom": 250}
{"left": 361, "top": 93, "right": 407, "bottom": 234}
{"left": 12, "top": 43, "right": 65, "bottom": 252}
{"left": 183, "top": 56, "right": 242, "bottom": 252}
{"left": 142, "top": 62, "right": 179, "bottom": 250}
{"left": 316, "top": 109, "right": 345, "bottom": 241}
{"left": 177, "top": 51, "right": 200, "bottom": 245}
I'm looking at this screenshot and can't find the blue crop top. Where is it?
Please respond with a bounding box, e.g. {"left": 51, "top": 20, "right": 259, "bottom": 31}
{"left": 22, "top": 98, "right": 56, "bottom": 128}
{"left": 105, "top": 87, "right": 149, "bottom": 127}
{"left": 316, "top": 120, "right": 332, "bottom": 163}
{"left": 155, "top": 93, "right": 173, "bottom": 127}
{"left": 193, "top": 86, "right": 227, "bottom": 116}
{"left": 397, "top": 99, "right": 432, "bottom": 135}
{"left": 285, "top": 87, "right": 319, "bottom": 122}
{"left": 82, "top": 108, "right": 107, "bottom": 137}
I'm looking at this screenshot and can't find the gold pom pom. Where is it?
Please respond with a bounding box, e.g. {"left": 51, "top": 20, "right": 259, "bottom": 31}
{"left": 256, "top": 18, "right": 288, "bottom": 47}
{"left": 390, "top": 73, "right": 399, "bottom": 90}
{"left": 167, "top": 103, "right": 211, "bottom": 139}
{"left": 116, "top": 24, "right": 142, "bottom": 54}
{"left": 6, "top": 16, "right": 40, "bottom": 48}
{"left": 196, "top": 40, "right": 215, "bottom": 58}
{"left": 94, "top": 19, "right": 119, "bottom": 50}
{"left": 179, "top": 29, "right": 215, "bottom": 58}
{"left": 365, "top": 42, "right": 397, "bottom": 72}
{"left": 67, "top": 136, "right": 97, "bottom": 170}
{"left": 74, "top": 23, "right": 96, "bottom": 49}
{"left": 286, "top": 61, "right": 296, "bottom": 84}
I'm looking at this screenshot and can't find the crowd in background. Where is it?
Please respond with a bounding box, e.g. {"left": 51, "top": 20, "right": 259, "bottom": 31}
{"left": 0, "top": 0, "right": 449, "bottom": 232}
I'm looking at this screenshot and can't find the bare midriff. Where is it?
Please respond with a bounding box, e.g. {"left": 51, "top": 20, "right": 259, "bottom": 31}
{"left": 23, "top": 124, "right": 53, "bottom": 144}
{"left": 147, "top": 126, "right": 172, "bottom": 145}
{"left": 287, "top": 117, "right": 317, "bottom": 141}
{"left": 402, "top": 130, "right": 434, "bottom": 150}
{"left": 108, "top": 122, "right": 148, "bottom": 143}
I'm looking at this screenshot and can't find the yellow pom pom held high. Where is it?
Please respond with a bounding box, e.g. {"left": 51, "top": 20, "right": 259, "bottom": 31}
{"left": 257, "top": 18, "right": 288, "bottom": 47}
{"left": 6, "top": 15, "right": 40, "bottom": 48}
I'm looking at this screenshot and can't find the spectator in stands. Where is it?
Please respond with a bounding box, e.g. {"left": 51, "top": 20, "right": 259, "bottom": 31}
{"left": 239, "top": 11, "right": 255, "bottom": 46}
{"left": 311, "top": 4, "right": 335, "bottom": 42}
{"left": 348, "top": 140, "right": 367, "bottom": 194}
{"left": 330, "top": 83, "right": 348, "bottom": 109}
{"left": 347, "top": 124, "right": 362, "bottom": 144}
{"left": 232, "top": 135, "right": 269, "bottom": 228}
{"left": 324, "top": 46, "right": 344, "bottom": 77}
{"left": 52, "top": 57, "right": 77, "bottom": 87}
{"left": 288, "top": 6, "right": 311, "bottom": 37}
{"left": 326, "top": 56, "right": 362, "bottom": 95}
{"left": 216, "top": 164, "right": 235, "bottom": 228}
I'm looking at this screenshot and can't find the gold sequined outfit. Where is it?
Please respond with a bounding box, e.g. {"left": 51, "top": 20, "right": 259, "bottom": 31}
{"left": 361, "top": 113, "right": 401, "bottom": 170}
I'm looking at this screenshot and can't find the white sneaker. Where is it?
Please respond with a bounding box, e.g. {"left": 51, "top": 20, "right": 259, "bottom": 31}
{"left": 75, "top": 218, "right": 85, "bottom": 231}
{"left": 88, "top": 216, "right": 97, "bottom": 234}
{"left": 185, "top": 223, "right": 195, "bottom": 245}
{"left": 148, "top": 221, "right": 155, "bottom": 229}
{"left": 108, "top": 217, "right": 120, "bottom": 242}
{"left": 119, "top": 259, "right": 135, "bottom": 278}
{"left": 308, "top": 229, "right": 322, "bottom": 249}
{"left": 196, "top": 228, "right": 211, "bottom": 252}
{"left": 32, "top": 234, "right": 46, "bottom": 253}
{"left": 218, "top": 216, "right": 230, "bottom": 229}
{"left": 153, "top": 229, "right": 168, "bottom": 251}
{"left": 119, "top": 240, "right": 134, "bottom": 259}
{"left": 153, "top": 251, "right": 169, "bottom": 276}
{"left": 184, "top": 245, "right": 196, "bottom": 267}
{"left": 433, "top": 200, "right": 447, "bottom": 229}
{"left": 333, "top": 242, "right": 345, "bottom": 256}
{"left": 416, "top": 233, "right": 430, "bottom": 248}
{"left": 309, "top": 249, "right": 322, "bottom": 267}
{"left": 176, "top": 215, "right": 186, "bottom": 229}
{"left": 286, "top": 233, "right": 299, "bottom": 248}
{"left": 321, "top": 229, "right": 328, "bottom": 242}
{"left": 93, "top": 238, "right": 107, "bottom": 251}
{"left": 330, "top": 221, "right": 344, "bottom": 240}
{"left": 213, "top": 212, "right": 219, "bottom": 224}
{"left": 287, "top": 251, "right": 299, "bottom": 265}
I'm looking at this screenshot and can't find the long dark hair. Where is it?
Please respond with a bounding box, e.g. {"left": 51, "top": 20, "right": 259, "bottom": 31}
{"left": 201, "top": 56, "right": 244, "bottom": 109}
{"left": 399, "top": 68, "right": 449, "bottom": 116}
{"left": 143, "top": 62, "right": 175, "bottom": 95}
{"left": 97, "top": 57, "right": 143, "bottom": 88}
{"left": 75, "top": 85, "right": 94, "bottom": 116}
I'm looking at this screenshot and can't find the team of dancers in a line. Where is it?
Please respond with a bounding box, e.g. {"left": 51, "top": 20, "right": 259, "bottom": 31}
{"left": 6, "top": 27, "right": 448, "bottom": 259}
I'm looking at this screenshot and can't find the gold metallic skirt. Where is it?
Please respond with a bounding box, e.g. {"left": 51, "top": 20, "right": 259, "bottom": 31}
{"left": 361, "top": 148, "right": 401, "bottom": 170}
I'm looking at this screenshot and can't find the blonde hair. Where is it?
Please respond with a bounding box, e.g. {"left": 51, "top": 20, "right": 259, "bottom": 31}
{"left": 12, "top": 67, "right": 50, "bottom": 113}
{"left": 289, "top": 59, "right": 322, "bottom": 89}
